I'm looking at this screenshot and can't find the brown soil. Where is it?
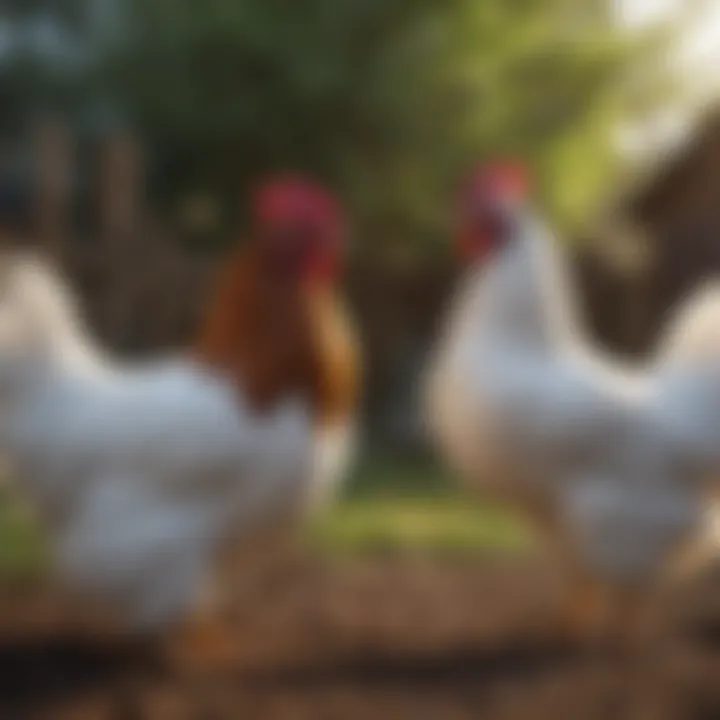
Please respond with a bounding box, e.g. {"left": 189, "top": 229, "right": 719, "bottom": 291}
{"left": 1, "top": 558, "right": 720, "bottom": 719}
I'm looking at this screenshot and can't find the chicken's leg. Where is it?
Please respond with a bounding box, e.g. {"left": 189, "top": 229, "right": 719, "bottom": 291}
{"left": 169, "top": 534, "right": 304, "bottom": 671}
{"left": 560, "top": 571, "right": 611, "bottom": 645}
{"left": 535, "top": 511, "right": 612, "bottom": 646}
{"left": 563, "top": 573, "right": 658, "bottom": 655}
{"left": 164, "top": 562, "right": 243, "bottom": 671}
{"left": 167, "top": 612, "right": 233, "bottom": 672}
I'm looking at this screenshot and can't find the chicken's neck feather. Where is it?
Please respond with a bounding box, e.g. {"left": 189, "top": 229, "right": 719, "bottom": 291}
{"left": 304, "top": 286, "right": 360, "bottom": 425}
{"left": 194, "top": 246, "right": 358, "bottom": 424}
{"left": 469, "top": 214, "right": 583, "bottom": 354}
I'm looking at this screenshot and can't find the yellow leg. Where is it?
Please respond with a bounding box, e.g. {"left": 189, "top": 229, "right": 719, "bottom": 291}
{"left": 559, "top": 573, "right": 610, "bottom": 646}
{"left": 166, "top": 605, "right": 239, "bottom": 671}
{"left": 560, "top": 572, "right": 657, "bottom": 652}
{"left": 532, "top": 508, "right": 657, "bottom": 651}
{"left": 529, "top": 509, "right": 610, "bottom": 646}
{"left": 164, "top": 524, "right": 306, "bottom": 672}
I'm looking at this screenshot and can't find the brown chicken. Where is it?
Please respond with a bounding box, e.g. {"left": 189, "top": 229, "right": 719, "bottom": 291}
{"left": 196, "top": 178, "right": 359, "bottom": 422}
{"left": 173, "top": 176, "right": 360, "bottom": 666}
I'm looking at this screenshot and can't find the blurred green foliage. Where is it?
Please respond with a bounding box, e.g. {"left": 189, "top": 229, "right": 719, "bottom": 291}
{"left": 0, "top": 0, "right": 670, "bottom": 253}
{"left": 96, "top": 0, "right": 661, "bottom": 249}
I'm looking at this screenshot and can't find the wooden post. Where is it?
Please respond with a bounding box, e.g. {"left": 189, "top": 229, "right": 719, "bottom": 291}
{"left": 98, "top": 129, "right": 145, "bottom": 247}
{"left": 96, "top": 129, "right": 146, "bottom": 348}
{"left": 35, "top": 119, "right": 72, "bottom": 258}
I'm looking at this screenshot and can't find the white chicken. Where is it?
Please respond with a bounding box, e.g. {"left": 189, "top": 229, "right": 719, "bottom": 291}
{"left": 426, "top": 163, "right": 720, "bottom": 643}
{"left": 0, "top": 177, "right": 359, "bottom": 658}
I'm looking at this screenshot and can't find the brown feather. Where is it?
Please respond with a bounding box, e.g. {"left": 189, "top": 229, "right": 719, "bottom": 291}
{"left": 303, "top": 287, "right": 360, "bottom": 424}
{"left": 194, "top": 244, "right": 359, "bottom": 423}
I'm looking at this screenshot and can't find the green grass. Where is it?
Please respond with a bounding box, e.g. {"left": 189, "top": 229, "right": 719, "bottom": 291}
{"left": 308, "top": 455, "right": 531, "bottom": 558}
{"left": 0, "top": 456, "right": 532, "bottom": 581}
{"left": 0, "top": 489, "right": 48, "bottom": 582}
{"left": 308, "top": 495, "right": 530, "bottom": 557}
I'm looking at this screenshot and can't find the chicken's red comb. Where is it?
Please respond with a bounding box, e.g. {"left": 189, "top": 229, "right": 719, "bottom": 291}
{"left": 464, "top": 161, "right": 529, "bottom": 204}
{"left": 253, "top": 175, "right": 343, "bottom": 236}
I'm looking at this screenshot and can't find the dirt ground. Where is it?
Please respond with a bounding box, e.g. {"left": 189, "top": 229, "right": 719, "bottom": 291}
{"left": 1, "top": 558, "right": 720, "bottom": 720}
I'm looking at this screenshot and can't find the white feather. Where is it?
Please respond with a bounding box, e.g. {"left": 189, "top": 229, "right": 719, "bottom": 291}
{"left": 0, "top": 253, "right": 344, "bottom": 628}
{"left": 425, "top": 211, "right": 716, "bottom": 584}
